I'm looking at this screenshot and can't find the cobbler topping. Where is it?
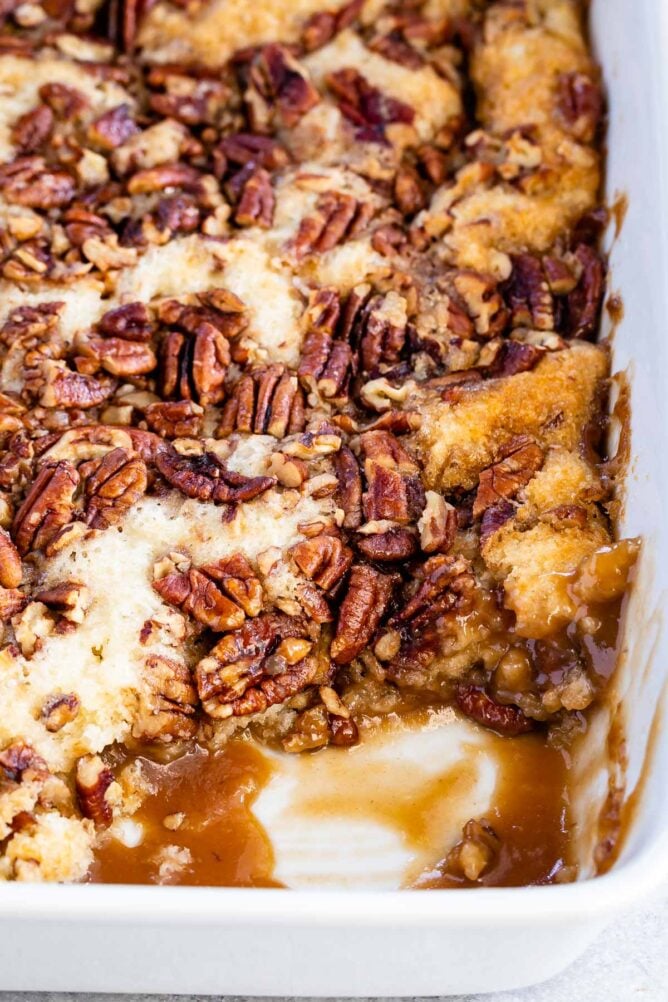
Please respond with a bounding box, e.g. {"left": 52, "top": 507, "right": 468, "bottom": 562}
{"left": 0, "top": 0, "right": 637, "bottom": 886}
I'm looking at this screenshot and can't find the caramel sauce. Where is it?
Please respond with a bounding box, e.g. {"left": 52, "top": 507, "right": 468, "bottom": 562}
{"left": 610, "top": 192, "right": 628, "bottom": 238}
{"left": 412, "top": 732, "right": 570, "bottom": 888}
{"left": 91, "top": 741, "right": 281, "bottom": 887}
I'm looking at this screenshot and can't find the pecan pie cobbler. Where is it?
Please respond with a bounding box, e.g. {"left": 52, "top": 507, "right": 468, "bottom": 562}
{"left": 0, "top": 0, "right": 638, "bottom": 886}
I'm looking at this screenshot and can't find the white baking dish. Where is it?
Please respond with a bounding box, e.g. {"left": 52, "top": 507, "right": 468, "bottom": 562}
{"left": 2, "top": 0, "right": 668, "bottom": 993}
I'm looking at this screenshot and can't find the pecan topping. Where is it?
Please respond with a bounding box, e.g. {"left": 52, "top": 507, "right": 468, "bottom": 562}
{"left": 505, "top": 255, "right": 554, "bottom": 331}
{"left": 246, "top": 44, "right": 319, "bottom": 131}
{"left": 557, "top": 72, "right": 602, "bottom": 143}
{"left": 298, "top": 331, "right": 354, "bottom": 401}
{"left": 40, "top": 693, "right": 80, "bottom": 733}
{"left": 360, "top": 430, "right": 425, "bottom": 525}
{"left": 452, "top": 272, "right": 508, "bottom": 339}
{"left": 39, "top": 362, "right": 115, "bottom": 410}
{"left": 82, "top": 337, "right": 157, "bottom": 378}
{"left": 87, "top": 104, "right": 138, "bottom": 150}
{"left": 11, "top": 105, "right": 54, "bottom": 153}
{"left": 0, "top": 156, "right": 75, "bottom": 209}
{"left": 156, "top": 448, "right": 275, "bottom": 504}
{"left": 356, "top": 525, "right": 417, "bottom": 562}
{"left": 294, "top": 191, "right": 375, "bottom": 259}
{"left": 473, "top": 438, "right": 544, "bottom": 518}
{"left": 0, "top": 742, "right": 48, "bottom": 783}
{"left": 218, "top": 365, "right": 305, "bottom": 438}
{"left": 394, "top": 163, "right": 426, "bottom": 215}
{"left": 443, "top": 818, "right": 501, "bottom": 882}
{"left": 291, "top": 534, "right": 353, "bottom": 591}
{"left": 331, "top": 564, "right": 394, "bottom": 664}
{"left": 0, "top": 527, "right": 22, "bottom": 589}
{"left": 154, "top": 552, "right": 262, "bottom": 631}
{"left": 12, "top": 461, "right": 79, "bottom": 555}
{"left": 393, "top": 554, "right": 476, "bottom": 630}
{"left": 83, "top": 447, "right": 147, "bottom": 529}
{"left": 302, "top": 0, "right": 362, "bottom": 50}
{"left": 75, "top": 755, "right": 116, "bottom": 828}
{"left": 145, "top": 400, "right": 203, "bottom": 439}
{"left": 233, "top": 166, "right": 275, "bottom": 228}
{"left": 486, "top": 340, "right": 545, "bottom": 378}
{"left": 195, "top": 612, "right": 315, "bottom": 718}
{"left": 34, "top": 581, "right": 89, "bottom": 623}
{"left": 326, "top": 68, "right": 415, "bottom": 141}
{"left": 98, "top": 302, "right": 153, "bottom": 342}
{"left": 133, "top": 654, "right": 198, "bottom": 743}
{"left": 215, "top": 132, "right": 289, "bottom": 174}
{"left": 456, "top": 685, "right": 534, "bottom": 737}
{"left": 356, "top": 292, "right": 409, "bottom": 373}
{"left": 334, "top": 445, "right": 363, "bottom": 529}
{"left": 480, "top": 499, "right": 516, "bottom": 546}
{"left": 158, "top": 296, "right": 243, "bottom": 407}
{"left": 566, "top": 243, "right": 605, "bottom": 338}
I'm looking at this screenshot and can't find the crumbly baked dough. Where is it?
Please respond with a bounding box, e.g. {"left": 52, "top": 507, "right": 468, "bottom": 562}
{"left": 0, "top": 0, "right": 635, "bottom": 883}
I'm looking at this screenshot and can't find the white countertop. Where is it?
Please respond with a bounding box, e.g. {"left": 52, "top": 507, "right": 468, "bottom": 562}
{"left": 1, "top": 883, "right": 666, "bottom": 1001}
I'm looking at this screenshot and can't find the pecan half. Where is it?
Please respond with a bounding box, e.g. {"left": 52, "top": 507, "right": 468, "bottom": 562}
{"left": 505, "top": 255, "right": 554, "bottom": 331}
{"left": 456, "top": 685, "right": 534, "bottom": 737}
{"left": 154, "top": 552, "right": 262, "bottom": 631}
{"left": 39, "top": 362, "right": 115, "bottom": 409}
{"left": 195, "top": 612, "right": 314, "bottom": 718}
{"left": 392, "top": 554, "right": 476, "bottom": 630}
{"left": 158, "top": 298, "right": 240, "bottom": 407}
{"left": 133, "top": 654, "right": 198, "bottom": 743}
{"left": 331, "top": 564, "right": 394, "bottom": 664}
{"left": 418, "top": 491, "right": 457, "bottom": 554}
{"left": 246, "top": 44, "right": 319, "bottom": 131}
{"left": 233, "top": 166, "right": 275, "bottom": 228}
{"left": 360, "top": 430, "right": 425, "bottom": 524}
{"left": 334, "top": 445, "right": 363, "bottom": 529}
{"left": 291, "top": 534, "right": 353, "bottom": 591}
{"left": 0, "top": 527, "right": 22, "bottom": 589}
{"left": 566, "top": 243, "right": 605, "bottom": 338}
{"left": 0, "top": 156, "right": 75, "bottom": 209}
{"left": 12, "top": 461, "right": 79, "bottom": 555}
{"left": 356, "top": 292, "right": 409, "bottom": 373}
{"left": 215, "top": 132, "right": 289, "bottom": 175}
{"left": 156, "top": 448, "right": 275, "bottom": 504}
{"left": 82, "top": 337, "right": 157, "bottom": 378}
{"left": 218, "top": 365, "right": 305, "bottom": 438}
{"left": 298, "top": 331, "right": 354, "bottom": 401}
{"left": 302, "top": 0, "right": 362, "bottom": 50}
{"left": 75, "top": 755, "right": 116, "bottom": 827}
{"left": 83, "top": 447, "right": 147, "bottom": 529}
{"left": 485, "top": 340, "right": 544, "bottom": 378}
{"left": 87, "top": 103, "right": 138, "bottom": 150}
{"left": 356, "top": 525, "right": 417, "bottom": 561}
{"left": 473, "top": 437, "right": 544, "bottom": 518}
{"left": 557, "top": 72, "right": 602, "bottom": 143}
{"left": 11, "top": 105, "right": 54, "bottom": 153}
{"left": 98, "top": 302, "right": 153, "bottom": 342}
{"left": 480, "top": 499, "right": 516, "bottom": 546}
{"left": 326, "top": 68, "right": 415, "bottom": 141}
{"left": 294, "top": 191, "right": 375, "bottom": 259}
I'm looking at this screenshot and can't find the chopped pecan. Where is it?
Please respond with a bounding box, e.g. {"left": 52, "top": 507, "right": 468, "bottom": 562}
{"left": 154, "top": 552, "right": 262, "bottom": 631}
{"left": 156, "top": 448, "right": 275, "bottom": 504}
{"left": 127, "top": 162, "right": 202, "bottom": 196}
{"left": 75, "top": 755, "right": 116, "bottom": 828}
{"left": 218, "top": 365, "right": 305, "bottom": 438}
{"left": 294, "top": 191, "right": 375, "bottom": 259}
{"left": 326, "top": 68, "right": 414, "bottom": 141}
{"left": 40, "top": 693, "right": 80, "bottom": 733}
{"left": 393, "top": 554, "right": 476, "bottom": 630}
{"left": 11, "top": 105, "right": 54, "bottom": 153}
{"left": 360, "top": 430, "right": 425, "bottom": 524}
{"left": 565, "top": 243, "right": 605, "bottom": 338}
{"left": 34, "top": 581, "right": 89, "bottom": 623}
{"left": 480, "top": 499, "right": 516, "bottom": 546}
{"left": 394, "top": 163, "right": 426, "bottom": 215}
{"left": 331, "top": 564, "right": 394, "bottom": 664}
{"left": 505, "top": 255, "right": 554, "bottom": 331}
{"left": 233, "top": 166, "right": 274, "bottom": 228}
{"left": 0, "top": 156, "right": 75, "bottom": 209}
{"left": 557, "top": 72, "right": 602, "bottom": 143}
{"left": 145, "top": 400, "right": 203, "bottom": 438}
{"left": 298, "top": 331, "right": 354, "bottom": 401}
{"left": 417, "top": 491, "right": 457, "bottom": 554}
{"left": 453, "top": 272, "right": 509, "bottom": 339}
{"left": 83, "top": 447, "right": 147, "bottom": 529}
{"left": 12, "top": 461, "right": 79, "bottom": 555}
{"left": 87, "top": 103, "right": 138, "bottom": 150}
{"left": 473, "top": 437, "right": 544, "bottom": 518}
{"left": 302, "top": 0, "right": 362, "bottom": 50}
{"left": 133, "top": 654, "right": 198, "bottom": 743}
{"left": 291, "top": 534, "right": 353, "bottom": 591}
{"left": 456, "top": 685, "right": 534, "bottom": 737}
{"left": 155, "top": 193, "right": 201, "bottom": 235}
{"left": 0, "top": 586, "right": 27, "bottom": 622}
{"left": 246, "top": 44, "right": 319, "bottom": 131}
{"left": 444, "top": 818, "right": 500, "bottom": 882}
{"left": 195, "top": 612, "right": 314, "bottom": 718}
{"left": 39, "top": 82, "right": 88, "bottom": 120}
{"left": 356, "top": 525, "right": 417, "bottom": 561}
{"left": 0, "top": 527, "right": 22, "bottom": 589}
{"left": 334, "top": 445, "right": 363, "bottom": 529}
{"left": 0, "top": 742, "right": 48, "bottom": 783}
